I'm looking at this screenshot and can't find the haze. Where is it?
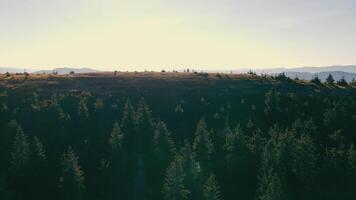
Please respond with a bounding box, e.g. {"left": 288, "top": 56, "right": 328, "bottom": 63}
{"left": 1, "top": 0, "right": 356, "bottom": 71}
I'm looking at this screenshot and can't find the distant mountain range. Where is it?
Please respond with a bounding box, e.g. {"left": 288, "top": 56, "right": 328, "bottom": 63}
{"left": 34, "top": 67, "right": 98, "bottom": 75}
{"left": 0, "top": 67, "right": 98, "bottom": 74}
{"left": 1, "top": 65, "right": 356, "bottom": 81}
{"left": 0, "top": 67, "right": 34, "bottom": 74}
{"left": 224, "top": 65, "right": 356, "bottom": 82}
{"left": 273, "top": 71, "right": 356, "bottom": 82}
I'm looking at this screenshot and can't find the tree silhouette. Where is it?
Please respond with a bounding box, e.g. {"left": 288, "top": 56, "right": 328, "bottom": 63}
{"left": 326, "top": 74, "right": 335, "bottom": 84}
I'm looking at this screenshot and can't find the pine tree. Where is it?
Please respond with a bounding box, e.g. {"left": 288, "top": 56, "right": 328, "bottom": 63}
{"left": 153, "top": 120, "right": 176, "bottom": 164}
{"left": 30, "top": 136, "right": 48, "bottom": 199}
{"left": 136, "top": 98, "right": 155, "bottom": 154}
{"left": 293, "top": 133, "right": 317, "bottom": 187}
{"left": 347, "top": 143, "right": 356, "bottom": 171}
{"left": 257, "top": 144, "right": 283, "bottom": 200}
{"left": 120, "top": 98, "right": 137, "bottom": 154}
{"left": 180, "top": 140, "right": 203, "bottom": 199}
{"left": 162, "top": 156, "right": 190, "bottom": 200}
{"left": 223, "top": 124, "right": 249, "bottom": 164}
{"left": 326, "top": 74, "right": 335, "bottom": 84}
{"left": 10, "top": 127, "right": 31, "bottom": 172}
{"left": 78, "top": 97, "right": 89, "bottom": 118}
{"left": 108, "top": 121, "right": 126, "bottom": 199}
{"left": 193, "top": 118, "right": 214, "bottom": 169}
{"left": 264, "top": 88, "right": 281, "bottom": 115}
{"left": 8, "top": 127, "right": 32, "bottom": 199}
{"left": 351, "top": 78, "right": 356, "bottom": 86}
{"left": 32, "top": 136, "right": 46, "bottom": 162}
{"left": 337, "top": 76, "right": 348, "bottom": 86}
{"left": 60, "top": 146, "right": 85, "bottom": 200}
{"left": 203, "top": 174, "right": 221, "bottom": 200}
{"left": 311, "top": 76, "right": 321, "bottom": 85}
{"left": 109, "top": 121, "right": 123, "bottom": 151}
{"left": 257, "top": 167, "right": 283, "bottom": 200}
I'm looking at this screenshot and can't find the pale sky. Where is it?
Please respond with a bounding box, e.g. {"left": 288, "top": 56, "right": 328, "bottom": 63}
{"left": 0, "top": 0, "right": 356, "bottom": 71}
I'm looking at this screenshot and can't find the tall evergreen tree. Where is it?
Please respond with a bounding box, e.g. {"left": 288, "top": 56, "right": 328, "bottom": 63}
{"left": 257, "top": 144, "right": 283, "bottom": 200}
{"left": 162, "top": 156, "right": 190, "bottom": 200}
{"left": 347, "top": 143, "right": 356, "bottom": 171}
{"left": 60, "top": 147, "right": 85, "bottom": 200}
{"left": 193, "top": 118, "right": 214, "bottom": 171}
{"left": 120, "top": 98, "right": 137, "bottom": 154}
{"left": 78, "top": 97, "right": 89, "bottom": 118}
{"left": 29, "top": 136, "right": 49, "bottom": 199}
{"left": 7, "top": 127, "right": 31, "bottom": 199}
{"left": 257, "top": 167, "right": 283, "bottom": 200}
{"left": 10, "top": 127, "right": 31, "bottom": 172}
{"left": 293, "top": 133, "right": 317, "bottom": 188}
{"left": 109, "top": 121, "right": 123, "bottom": 151}
{"left": 153, "top": 120, "right": 176, "bottom": 167}
{"left": 203, "top": 174, "right": 221, "bottom": 200}
{"left": 136, "top": 98, "right": 155, "bottom": 155}
{"left": 326, "top": 74, "right": 335, "bottom": 84}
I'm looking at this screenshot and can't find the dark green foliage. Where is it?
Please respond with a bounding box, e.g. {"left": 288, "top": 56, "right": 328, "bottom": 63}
{"left": 204, "top": 174, "right": 221, "bottom": 200}
{"left": 193, "top": 118, "right": 214, "bottom": 170}
{"left": 60, "top": 147, "right": 85, "bottom": 200}
{"left": 257, "top": 166, "right": 283, "bottom": 200}
{"left": 162, "top": 156, "right": 190, "bottom": 200}
{"left": 0, "top": 75, "right": 355, "bottom": 200}
{"left": 10, "top": 127, "right": 31, "bottom": 173}
{"left": 153, "top": 120, "right": 175, "bottom": 162}
{"left": 109, "top": 121, "right": 123, "bottom": 150}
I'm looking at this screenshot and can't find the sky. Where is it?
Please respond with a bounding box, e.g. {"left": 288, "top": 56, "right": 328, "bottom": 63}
{"left": 0, "top": 0, "right": 356, "bottom": 71}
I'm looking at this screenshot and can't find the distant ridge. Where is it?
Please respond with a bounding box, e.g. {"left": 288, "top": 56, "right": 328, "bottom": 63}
{"left": 222, "top": 65, "right": 356, "bottom": 82}
{"left": 272, "top": 71, "right": 356, "bottom": 82}
{"left": 223, "top": 65, "right": 356, "bottom": 74}
{"left": 34, "top": 67, "right": 98, "bottom": 75}
{"left": 0, "top": 67, "right": 33, "bottom": 74}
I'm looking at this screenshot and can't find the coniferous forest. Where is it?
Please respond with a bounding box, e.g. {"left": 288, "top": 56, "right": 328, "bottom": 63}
{"left": 0, "top": 72, "right": 356, "bottom": 200}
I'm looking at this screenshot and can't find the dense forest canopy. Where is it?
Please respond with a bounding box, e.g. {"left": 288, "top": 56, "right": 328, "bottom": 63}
{"left": 0, "top": 72, "right": 356, "bottom": 200}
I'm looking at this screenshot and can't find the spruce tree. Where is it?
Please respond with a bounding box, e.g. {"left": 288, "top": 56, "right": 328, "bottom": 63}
{"left": 162, "top": 156, "right": 190, "bottom": 200}
{"left": 337, "top": 76, "right": 348, "bottom": 86}
{"left": 180, "top": 140, "right": 202, "bottom": 199}
{"left": 193, "top": 118, "right": 214, "bottom": 170}
{"left": 203, "top": 174, "right": 221, "bottom": 200}
{"left": 78, "top": 97, "right": 89, "bottom": 118}
{"left": 257, "top": 144, "right": 283, "bottom": 200}
{"left": 10, "top": 127, "right": 31, "bottom": 172}
{"left": 257, "top": 167, "right": 283, "bottom": 200}
{"left": 326, "top": 74, "right": 335, "bottom": 84}
{"left": 136, "top": 98, "right": 155, "bottom": 155}
{"left": 109, "top": 121, "right": 123, "bottom": 151}
{"left": 32, "top": 136, "right": 46, "bottom": 162}
{"left": 347, "top": 143, "right": 356, "bottom": 171}
{"left": 60, "top": 146, "right": 85, "bottom": 200}
{"left": 293, "top": 133, "right": 317, "bottom": 188}
{"left": 108, "top": 121, "right": 126, "bottom": 199}
{"left": 120, "top": 98, "right": 137, "bottom": 154}
{"left": 30, "top": 136, "right": 48, "bottom": 199}
{"left": 8, "top": 127, "right": 31, "bottom": 199}
{"left": 153, "top": 120, "right": 176, "bottom": 166}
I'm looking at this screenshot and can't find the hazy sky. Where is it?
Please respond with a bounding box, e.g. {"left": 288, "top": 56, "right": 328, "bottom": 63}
{"left": 0, "top": 0, "right": 356, "bottom": 71}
